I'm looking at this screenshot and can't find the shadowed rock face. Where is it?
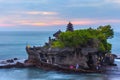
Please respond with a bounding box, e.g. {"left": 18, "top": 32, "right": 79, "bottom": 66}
{"left": 26, "top": 46, "right": 117, "bottom": 70}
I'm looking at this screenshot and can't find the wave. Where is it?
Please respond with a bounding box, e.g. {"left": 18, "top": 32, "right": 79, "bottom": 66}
{"left": 115, "top": 59, "right": 120, "bottom": 62}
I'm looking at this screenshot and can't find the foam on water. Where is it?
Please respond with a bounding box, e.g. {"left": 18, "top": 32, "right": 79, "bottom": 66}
{"left": 115, "top": 59, "right": 120, "bottom": 62}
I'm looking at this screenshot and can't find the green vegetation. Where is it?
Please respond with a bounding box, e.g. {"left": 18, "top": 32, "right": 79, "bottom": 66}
{"left": 52, "top": 25, "right": 113, "bottom": 52}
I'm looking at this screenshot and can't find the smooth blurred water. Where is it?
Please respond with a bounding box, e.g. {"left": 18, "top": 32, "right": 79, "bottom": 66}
{"left": 0, "top": 31, "right": 120, "bottom": 80}
{"left": 0, "top": 31, "right": 54, "bottom": 59}
{"left": 108, "top": 32, "right": 120, "bottom": 54}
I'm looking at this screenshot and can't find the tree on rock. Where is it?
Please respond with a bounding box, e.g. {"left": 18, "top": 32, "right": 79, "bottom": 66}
{"left": 97, "top": 25, "right": 114, "bottom": 39}
{"left": 52, "top": 24, "right": 114, "bottom": 53}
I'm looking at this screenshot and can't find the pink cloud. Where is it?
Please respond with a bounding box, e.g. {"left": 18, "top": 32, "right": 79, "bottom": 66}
{"left": 17, "top": 19, "right": 120, "bottom": 26}
{"left": 0, "top": 23, "right": 15, "bottom": 27}
{"left": 71, "top": 19, "right": 120, "bottom": 25}
{"left": 1, "top": 18, "right": 120, "bottom": 27}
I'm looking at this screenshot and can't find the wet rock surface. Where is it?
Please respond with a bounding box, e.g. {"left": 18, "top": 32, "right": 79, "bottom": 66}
{"left": 0, "top": 58, "right": 34, "bottom": 68}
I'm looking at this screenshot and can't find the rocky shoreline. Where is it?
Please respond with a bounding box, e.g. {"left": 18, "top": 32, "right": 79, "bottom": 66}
{"left": 0, "top": 58, "right": 34, "bottom": 68}
{"left": 0, "top": 57, "right": 119, "bottom": 73}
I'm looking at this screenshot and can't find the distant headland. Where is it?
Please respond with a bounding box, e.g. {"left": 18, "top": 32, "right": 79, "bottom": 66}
{"left": 0, "top": 22, "right": 118, "bottom": 73}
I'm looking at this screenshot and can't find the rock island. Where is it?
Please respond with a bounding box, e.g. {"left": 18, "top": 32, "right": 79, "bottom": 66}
{"left": 25, "top": 22, "right": 117, "bottom": 73}
{"left": 0, "top": 22, "right": 117, "bottom": 73}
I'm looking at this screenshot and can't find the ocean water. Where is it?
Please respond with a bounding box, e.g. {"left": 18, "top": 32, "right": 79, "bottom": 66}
{"left": 0, "top": 31, "right": 120, "bottom": 80}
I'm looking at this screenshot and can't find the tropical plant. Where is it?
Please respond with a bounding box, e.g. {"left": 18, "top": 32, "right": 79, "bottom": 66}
{"left": 51, "top": 25, "right": 114, "bottom": 52}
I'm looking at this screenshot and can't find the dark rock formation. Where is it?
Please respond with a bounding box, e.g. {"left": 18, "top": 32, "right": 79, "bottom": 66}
{"left": 0, "top": 58, "right": 34, "bottom": 68}
{"left": 26, "top": 46, "right": 117, "bottom": 71}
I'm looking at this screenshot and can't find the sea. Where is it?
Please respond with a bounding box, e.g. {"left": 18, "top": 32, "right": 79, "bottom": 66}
{"left": 0, "top": 31, "right": 120, "bottom": 80}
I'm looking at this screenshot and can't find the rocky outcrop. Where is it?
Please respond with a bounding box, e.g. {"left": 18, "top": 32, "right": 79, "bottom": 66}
{"left": 0, "top": 58, "right": 34, "bottom": 68}
{"left": 26, "top": 47, "right": 41, "bottom": 63}
{"left": 26, "top": 46, "right": 117, "bottom": 71}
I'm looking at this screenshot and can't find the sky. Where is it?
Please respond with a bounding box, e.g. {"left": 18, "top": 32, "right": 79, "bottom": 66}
{"left": 0, "top": 0, "right": 120, "bottom": 31}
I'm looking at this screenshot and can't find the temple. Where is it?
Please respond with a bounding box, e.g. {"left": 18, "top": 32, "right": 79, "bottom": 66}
{"left": 66, "top": 22, "right": 74, "bottom": 32}
{"left": 53, "top": 30, "right": 62, "bottom": 38}
{"left": 25, "top": 22, "right": 116, "bottom": 73}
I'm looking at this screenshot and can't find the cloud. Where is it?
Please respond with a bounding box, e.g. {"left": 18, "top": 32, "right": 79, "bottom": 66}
{"left": 14, "top": 20, "right": 66, "bottom": 26}
{"left": 25, "top": 11, "right": 58, "bottom": 15}
{"left": 67, "top": 0, "right": 106, "bottom": 7}
{"left": 104, "top": 0, "right": 120, "bottom": 6}
{"left": 72, "top": 19, "right": 120, "bottom": 25}
{"left": 0, "top": 0, "right": 120, "bottom": 31}
{"left": 0, "top": 23, "right": 15, "bottom": 27}
{"left": 11, "top": 18, "right": 120, "bottom": 27}
{"left": 64, "top": 0, "right": 120, "bottom": 8}
{"left": 106, "top": 0, "right": 120, "bottom": 3}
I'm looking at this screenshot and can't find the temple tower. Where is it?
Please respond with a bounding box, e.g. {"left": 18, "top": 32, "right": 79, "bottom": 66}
{"left": 66, "top": 22, "right": 74, "bottom": 32}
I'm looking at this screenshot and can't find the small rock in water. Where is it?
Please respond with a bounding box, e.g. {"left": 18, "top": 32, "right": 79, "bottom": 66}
{"left": 6, "top": 59, "right": 14, "bottom": 63}
{"left": 14, "top": 58, "right": 18, "bottom": 60}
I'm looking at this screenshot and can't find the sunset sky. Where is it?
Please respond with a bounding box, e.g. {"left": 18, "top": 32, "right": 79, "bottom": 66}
{"left": 0, "top": 0, "right": 120, "bottom": 31}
